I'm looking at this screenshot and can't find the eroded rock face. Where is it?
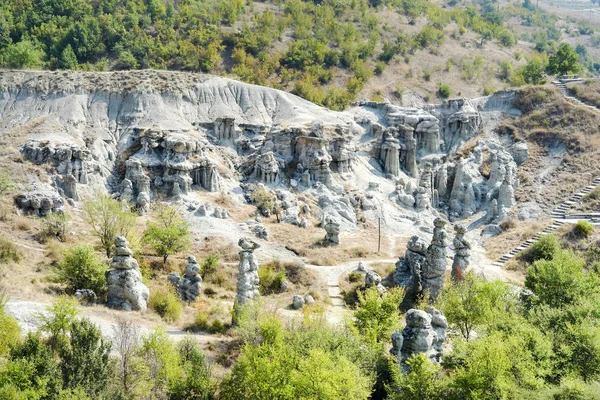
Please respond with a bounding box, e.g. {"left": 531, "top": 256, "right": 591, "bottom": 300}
{"left": 236, "top": 238, "right": 261, "bottom": 307}
{"left": 390, "top": 307, "right": 448, "bottom": 365}
{"left": 106, "top": 236, "right": 149, "bottom": 311}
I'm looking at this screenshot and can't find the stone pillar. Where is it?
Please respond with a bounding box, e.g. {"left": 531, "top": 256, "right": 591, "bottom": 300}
{"left": 323, "top": 216, "right": 341, "bottom": 246}
{"left": 422, "top": 218, "right": 448, "bottom": 300}
{"left": 405, "top": 130, "right": 418, "bottom": 178}
{"left": 380, "top": 133, "right": 401, "bottom": 176}
{"left": 106, "top": 236, "right": 149, "bottom": 311}
{"left": 451, "top": 224, "right": 470, "bottom": 281}
{"left": 235, "top": 238, "right": 261, "bottom": 317}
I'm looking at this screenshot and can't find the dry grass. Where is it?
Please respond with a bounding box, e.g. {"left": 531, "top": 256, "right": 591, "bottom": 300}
{"left": 503, "top": 85, "right": 600, "bottom": 213}
{"left": 484, "top": 218, "right": 552, "bottom": 260}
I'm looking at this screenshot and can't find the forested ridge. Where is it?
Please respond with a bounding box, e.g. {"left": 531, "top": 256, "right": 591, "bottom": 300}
{"left": 0, "top": 0, "right": 595, "bottom": 108}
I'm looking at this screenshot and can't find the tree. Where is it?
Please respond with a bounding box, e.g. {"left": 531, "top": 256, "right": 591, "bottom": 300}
{"left": 525, "top": 250, "right": 598, "bottom": 308}
{"left": 37, "top": 297, "right": 79, "bottom": 352}
{"left": 82, "top": 194, "right": 137, "bottom": 257}
{"left": 546, "top": 43, "right": 581, "bottom": 76}
{"left": 53, "top": 245, "right": 107, "bottom": 295}
{"left": 0, "top": 333, "right": 63, "bottom": 398}
{"left": 352, "top": 287, "right": 402, "bottom": 346}
{"left": 521, "top": 56, "right": 547, "bottom": 85}
{"left": 143, "top": 203, "right": 190, "bottom": 264}
{"left": 111, "top": 317, "right": 152, "bottom": 398}
{"left": 59, "top": 45, "right": 78, "bottom": 70}
{"left": 168, "top": 337, "right": 216, "bottom": 400}
{"left": 60, "top": 319, "right": 112, "bottom": 397}
{"left": 437, "top": 272, "right": 512, "bottom": 340}
{"left": 0, "top": 40, "right": 44, "bottom": 68}
{"left": 386, "top": 354, "right": 446, "bottom": 400}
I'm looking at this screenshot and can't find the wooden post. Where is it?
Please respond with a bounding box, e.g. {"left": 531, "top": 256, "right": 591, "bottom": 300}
{"left": 378, "top": 218, "right": 381, "bottom": 253}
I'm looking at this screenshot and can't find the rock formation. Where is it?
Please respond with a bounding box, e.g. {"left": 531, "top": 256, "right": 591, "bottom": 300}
{"left": 390, "top": 307, "right": 448, "bottom": 366}
{"left": 394, "top": 235, "right": 428, "bottom": 289}
{"left": 168, "top": 256, "right": 202, "bottom": 302}
{"left": 14, "top": 190, "right": 65, "bottom": 216}
{"left": 451, "top": 224, "right": 471, "bottom": 281}
{"left": 106, "top": 236, "right": 149, "bottom": 311}
{"left": 292, "top": 295, "right": 305, "bottom": 309}
{"left": 422, "top": 217, "right": 448, "bottom": 300}
{"left": 365, "top": 270, "right": 386, "bottom": 293}
{"left": 396, "top": 218, "right": 448, "bottom": 309}
{"left": 323, "top": 215, "right": 341, "bottom": 245}
{"left": 235, "top": 238, "right": 261, "bottom": 308}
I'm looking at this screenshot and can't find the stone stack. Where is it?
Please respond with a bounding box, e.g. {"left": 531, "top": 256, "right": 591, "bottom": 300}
{"left": 422, "top": 218, "right": 448, "bottom": 300}
{"left": 451, "top": 224, "right": 471, "bottom": 281}
{"left": 323, "top": 216, "right": 341, "bottom": 245}
{"left": 106, "top": 236, "right": 149, "bottom": 311}
{"left": 235, "top": 238, "right": 261, "bottom": 307}
{"left": 168, "top": 256, "right": 202, "bottom": 302}
{"left": 390, "top": 307, "right": 448, "bottom": 366}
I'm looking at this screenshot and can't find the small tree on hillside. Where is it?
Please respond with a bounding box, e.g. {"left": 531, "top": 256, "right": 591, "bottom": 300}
{"left": 546, "top": 43, "right": 581, "bottom": 76}
{"left": 143, "top": 203, "right": 190, "bottom": 264}
{"left": 82, "top": 194, "right": 136, "bottom": 257}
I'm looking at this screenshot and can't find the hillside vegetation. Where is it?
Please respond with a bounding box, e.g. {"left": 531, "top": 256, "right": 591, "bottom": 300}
{"left": 0, "top": 0, "right": 598, "bottom": 107}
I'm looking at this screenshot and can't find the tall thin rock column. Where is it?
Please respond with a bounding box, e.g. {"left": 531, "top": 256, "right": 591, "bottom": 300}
{"left": 422, "top": 217, "right": 448, "bottom": 300}
{"left": 451, "top": 224, "right": 471, "bottom": 281}
{"left": 234, "top": 238, "right": 261, "bottom": 322}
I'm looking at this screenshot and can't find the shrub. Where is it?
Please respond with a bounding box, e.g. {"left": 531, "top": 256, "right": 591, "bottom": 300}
{"left": 374, "top": 61, "right": 386, "bottom": 75}
{"left": 521, "top": 234, "right": 560, "bottom": 263}
{"left": 483, "top": 85, "right": 497, "bottom": 96}
{"left": 0, "top": 237, "right": 21, "bottom": 263}
{"left": 438, "top": 83, "right": 451, "bottom": 98}
{"left": 0, "top": 302, "right": 20, "bottom": 356}
{"left": 258, "top": 263, "right": 286, "bottom": 295}
{"left": 348, "top": 272, "right": 363, "bottom": 283}
{"left": 0, "top": 171, "right": 14, "bottom": 195}
{"left": 40, "top": 213, "right": 68, "bottom": 242}
{"left": 200, "top": 252, "right": 220, "bottom": 278}
{"left": 53, "top": 245, "right": 107, "bottom": 295}
{"left": 250, "top": 187, "right": 276, "bottom": 215}
{"left": 573, "top": 220, "right": 594, "bottom": 239}
{"left": 149, "top": 288, "right": 182, "bottom": 322}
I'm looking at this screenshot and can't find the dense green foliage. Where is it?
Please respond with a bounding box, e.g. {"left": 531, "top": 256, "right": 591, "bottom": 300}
{"left": 143, "top": 203, "right": 191, "bottom": 264}
{"left": 53, "top": 245, "right": 108, "bottom": 296}
{"left": 0, "top": 0, "right": 590, "bottom": 108}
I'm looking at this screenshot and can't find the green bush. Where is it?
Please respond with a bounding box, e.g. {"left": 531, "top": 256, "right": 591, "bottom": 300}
{"left": 40, "top": 213, "right": 68, "bottom": 242}
{"left": 573, "top": 220, "right": 594, "bottom": 239}
{"left": 348, "top": 272, "right": 363, "bottom": 283}
{"left": 200, "top": 252, "right": 220, "bottom": 278}
{"left": 0, "top": 303, "right": 20, "bottom": 356}
{"left": 258, "top": 263, "right": 286, "bottom": 295}
{"left": 149, "top": 288, "right": 182, "bottom": 322}
{"left": 438, "top": 83, "right": 451, "bottom": 98}
{"left": 0, "top": 236, "right": 21, "bottom": 263}
{"left": 53, "top": 245, "right": 107, "bottom": 295}
{"left": 522, "top": 234, "right": 560, "bottom": 263}
{"left": 374, "top": 61, "right": 386, "bottom": 75}
{"left": 251, "top": 187, "right": 276, "bottom": 216}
